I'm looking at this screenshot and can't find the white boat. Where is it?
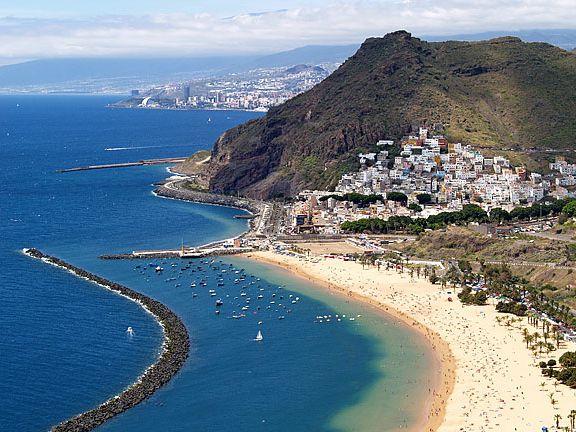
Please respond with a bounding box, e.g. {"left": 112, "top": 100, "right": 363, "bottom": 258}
{"left": 126, "top": 326, "right": 134, "bottom": 336}
{"left": 254, "top": 330, "right": 263, "bottom": 341}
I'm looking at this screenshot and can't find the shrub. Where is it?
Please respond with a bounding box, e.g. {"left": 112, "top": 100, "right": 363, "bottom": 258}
{"left": 495, "top": 301, "right": 528, "bottom": 316}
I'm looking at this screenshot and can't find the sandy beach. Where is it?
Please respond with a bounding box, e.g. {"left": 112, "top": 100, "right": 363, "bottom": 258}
{"left": 245, "top": 250, "right": 576, "bottom": 432}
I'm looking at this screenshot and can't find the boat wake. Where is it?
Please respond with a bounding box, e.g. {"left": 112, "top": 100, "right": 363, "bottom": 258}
{"left": 105, "top": 145, "right": 167, "bottom": 151}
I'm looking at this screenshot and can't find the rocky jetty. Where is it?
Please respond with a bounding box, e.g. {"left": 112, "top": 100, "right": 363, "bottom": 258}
{"left": 155, "top": 183, "right": 263, "bottom": 215}
{"left": 24, "top": 248, "right": 190, "bottom": 432}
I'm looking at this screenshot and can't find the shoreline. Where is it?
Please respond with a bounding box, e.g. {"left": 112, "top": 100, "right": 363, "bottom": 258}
{"left": 239, "top": 251, "right": 454, "bottom": 432}
{"left": 154, "top": 184, "right": 262, "bottom": 218}
{"left": 243, "top": 250, "right": 576, "bottom": 431}
{"left": 153, "top": 183, "right": 265, "bottom": 238}
{"left": 108, "top": 104, "right": 268, "bottom": 113}
{"left": 23, "top": 248, "right": 190, "bottom": 432}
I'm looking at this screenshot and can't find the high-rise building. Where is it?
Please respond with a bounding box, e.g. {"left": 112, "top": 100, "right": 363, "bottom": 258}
{"left": 183, "top": 85, "right": 191, "bottom": 103}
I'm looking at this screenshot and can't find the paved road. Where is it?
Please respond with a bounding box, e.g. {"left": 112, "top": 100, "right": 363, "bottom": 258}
{"left": 528, "top": 231, "right": 575, "bottom": 243}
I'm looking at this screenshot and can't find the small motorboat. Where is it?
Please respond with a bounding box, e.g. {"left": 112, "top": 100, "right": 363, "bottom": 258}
{"left": 216, "top": 299, "right": 224, "bottom": 307}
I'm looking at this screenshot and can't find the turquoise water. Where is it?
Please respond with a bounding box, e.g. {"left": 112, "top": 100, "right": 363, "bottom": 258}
{"left": 0, "top": 96, "right": 435, "bottom": 432}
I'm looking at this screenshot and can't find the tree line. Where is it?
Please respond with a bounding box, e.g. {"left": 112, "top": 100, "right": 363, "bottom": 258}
{"left": 340, "top": 198, "right": 576, "bottom": 234}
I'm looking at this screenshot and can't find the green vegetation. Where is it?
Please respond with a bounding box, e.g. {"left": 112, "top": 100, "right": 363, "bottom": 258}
{"left": 488, "top": 207, "right": 511, "bottom": 223}
{"left": 416, "top": 193, "right": 433, "bottom": 205}
{"left": 506, "top": 198, "right": 573, "bottom": 221}
{"left": 341, "top": 204, "right": 488, "bottom": 234}
{"left": 177, "top": 150, "right": 211, "bottom": 174}
{"left": 386, "top": 192, "right": 408, "bottom": 204}
{"left": 495, "top": 301, "right": 528, "bottom": 316}
{"left": 563, "top": 201, "right": 576, "bottom": 217}
{"left": 207, "top": 31, "right": 576, "bottom": 198}
{"left": 545, "top": 352, "right": 576, "bottom": 388}
{"left": 482, "top": 264, "right": 573, "bottom": 327}
{"left": 318, "top": 192, "right": 383, "bottom": 207}
{"left": 341, "top": 198, "right": 576, "bottom": 234}
{"left": 458, "top": 287, "right": 487, "bottom": 305}
{"left": 397, "top": 226, "right": 575, "bottom": 270}
{"left": 298, "top": 155, "right": 324, "bottom": 184}
{"left": 408, "top": 203, "right": 423, "bottom": 212}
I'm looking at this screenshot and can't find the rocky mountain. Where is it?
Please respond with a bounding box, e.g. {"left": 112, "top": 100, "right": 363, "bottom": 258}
{"left": 207, "top": 31, "right": 576, "bottom": 199}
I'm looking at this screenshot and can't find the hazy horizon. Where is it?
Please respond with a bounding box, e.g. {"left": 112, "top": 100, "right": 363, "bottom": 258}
{"left": 1, "top": 0, "right": 575, "bottom": 65}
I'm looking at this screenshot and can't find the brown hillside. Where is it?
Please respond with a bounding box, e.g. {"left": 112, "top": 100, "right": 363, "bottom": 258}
{"left": 207, "top": 31, "right": 576, "bottom": 199}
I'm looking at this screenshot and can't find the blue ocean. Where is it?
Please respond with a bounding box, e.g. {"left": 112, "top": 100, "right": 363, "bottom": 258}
{"left": 0, "top": 96, "right": 434, "bottom": 432}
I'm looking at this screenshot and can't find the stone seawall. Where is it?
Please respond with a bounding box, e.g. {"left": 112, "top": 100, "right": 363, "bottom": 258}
{"left": 154, "top": 185, "right": 262, "bottom": 215}
{"left": 24, "top": 248, "right": 190, "bottom": 432}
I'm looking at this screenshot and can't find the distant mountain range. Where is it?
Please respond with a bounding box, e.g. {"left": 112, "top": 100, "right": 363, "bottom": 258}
{"left": 0, "top": 45, "right": 358, "bottom": 91}
{"left": 205, "top": 31, "right": 576, "bottom": 199}
{"left": 0, "top": 29, "right": 575, "bottom": 92}
{"left": 423, "top": 29, "right": 576, "bottom": 51}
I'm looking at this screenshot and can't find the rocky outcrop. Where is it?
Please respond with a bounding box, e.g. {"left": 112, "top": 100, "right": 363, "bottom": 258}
{"left": 206, "top": 30, "right": 576, "bottom": 199}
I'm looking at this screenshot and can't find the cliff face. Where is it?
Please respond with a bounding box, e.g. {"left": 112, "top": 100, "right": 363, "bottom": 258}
{"left": 207, "top": 31, "right": 576, "bottom": 199}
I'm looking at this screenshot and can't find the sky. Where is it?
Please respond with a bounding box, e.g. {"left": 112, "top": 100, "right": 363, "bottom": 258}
{"left": 1, "top": 0, "right": 575, "bottom": 64}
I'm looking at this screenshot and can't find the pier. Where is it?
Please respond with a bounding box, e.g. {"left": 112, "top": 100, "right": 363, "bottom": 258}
{"left": 99, "top": 245, "right": 254, "bottom": 260}
{"left": 59, "top": 157, "right": 188, "bottom": 173}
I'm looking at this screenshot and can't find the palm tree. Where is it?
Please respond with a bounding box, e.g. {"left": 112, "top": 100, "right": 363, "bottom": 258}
{"left": 538, "top": 340, "right": 547, "bottom": 355}
{"left": 555, "top": 330, "right": 563, "bottom": 349}
{"left": 551, "top": 396, "right": 558, "bottom": 409}
{"left": 522, "top": 328, "right": 530, "bottom": 348}
{"left": 533, "top": 332, "right": 541, "bottom": 348}
{"left": 568, "top": 409, "right": 576, "bottom": 431}
{"left": 556, "top": 413, "right": 563, "bottom": 428}
{"left": 523, "top": 331, "right": 534, "bottom": 349}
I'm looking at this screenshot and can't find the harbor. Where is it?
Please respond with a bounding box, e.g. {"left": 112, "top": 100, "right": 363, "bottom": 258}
{"left": 99, "top": 241, "right": 255, "bottom": 260}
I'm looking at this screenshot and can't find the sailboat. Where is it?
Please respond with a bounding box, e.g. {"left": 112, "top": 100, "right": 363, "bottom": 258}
{"left": 254, "top": 330, "right": 263, "bottom": 342}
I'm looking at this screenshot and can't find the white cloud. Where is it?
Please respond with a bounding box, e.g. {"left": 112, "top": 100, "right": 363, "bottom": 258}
{"left": 0, "top": 0, "right": 575, "bottom": 61}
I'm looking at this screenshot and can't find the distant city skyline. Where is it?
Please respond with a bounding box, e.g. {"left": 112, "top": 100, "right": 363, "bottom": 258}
{"left": 1, "top": 0, "right": 575, "bottom": 65}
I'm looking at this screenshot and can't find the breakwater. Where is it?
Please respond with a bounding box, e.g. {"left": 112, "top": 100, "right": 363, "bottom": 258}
{"left": 23, "top": 248, "right": 190, "bottom": 432}
{"left": 99, "top": 247, "right": 254, "bottom": 260}
{"left": 59, "top": 157, "right": 187, "bottom": 173}
{"left": 154, "top": 184, "right": 262, "bottom": 216}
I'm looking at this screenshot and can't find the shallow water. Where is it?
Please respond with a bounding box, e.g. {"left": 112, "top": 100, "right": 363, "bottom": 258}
{"left": 0, "top": 95, "right": 435, "bottom": 432}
